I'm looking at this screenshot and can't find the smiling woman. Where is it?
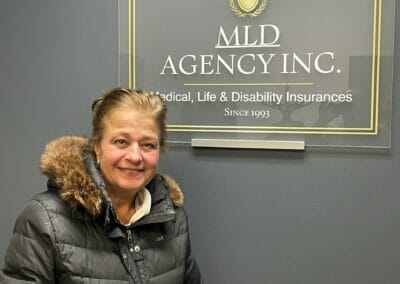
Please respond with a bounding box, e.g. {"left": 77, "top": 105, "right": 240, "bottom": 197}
{"left": 0, "top": 88, "right": 201, "bottom": 284}
{"left": 95, "top": 108, "right": 160, "bottom": 214}
{"left": 91, "top": 90, "right": 164, "bottom": 224}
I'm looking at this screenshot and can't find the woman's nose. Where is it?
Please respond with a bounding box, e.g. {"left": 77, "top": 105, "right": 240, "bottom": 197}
{"left": 126, "top": 144, "right": 143, "bottom": 162}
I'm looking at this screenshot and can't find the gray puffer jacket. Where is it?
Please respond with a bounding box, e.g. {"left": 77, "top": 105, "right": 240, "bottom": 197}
{"left": 0, "top": 136, "right": 201, "bottom": 283}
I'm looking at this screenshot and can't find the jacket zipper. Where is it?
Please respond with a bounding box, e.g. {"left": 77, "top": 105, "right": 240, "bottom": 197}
{"left": 124, "top": 229, "right": 143, "bottom": 283}
{"left": 127, "top": 229, "right": 133, "bottom": 252}
{"left": 127, "top": 229, "right": 132, "bottom": 241}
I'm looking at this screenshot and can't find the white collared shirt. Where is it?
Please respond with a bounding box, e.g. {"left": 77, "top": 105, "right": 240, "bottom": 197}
{"left": 125, "top": 188, "right": 152, "bottom": 226}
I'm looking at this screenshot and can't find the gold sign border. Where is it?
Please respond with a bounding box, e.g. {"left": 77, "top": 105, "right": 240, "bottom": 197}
{"left": 129, "top": 0, "right": 382, "bottom": 135}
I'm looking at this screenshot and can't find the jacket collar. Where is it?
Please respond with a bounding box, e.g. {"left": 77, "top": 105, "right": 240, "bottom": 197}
{"left": 40, "top": 136, "right": 184, "bottom": 217}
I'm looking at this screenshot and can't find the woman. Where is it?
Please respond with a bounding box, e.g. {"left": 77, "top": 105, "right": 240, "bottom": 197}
{"left": 0, "top": 88, "right": 201, "bottom": 283}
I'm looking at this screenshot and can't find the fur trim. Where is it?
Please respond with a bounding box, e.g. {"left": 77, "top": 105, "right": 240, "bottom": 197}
{"left": 40, "top": 136, "right": 102, "bottom": 215}
{"left": 40, "top": 136, "right": 183, "bottom": 215}
{"left": 163, "top": 174, "right": 184, "bottom": 207}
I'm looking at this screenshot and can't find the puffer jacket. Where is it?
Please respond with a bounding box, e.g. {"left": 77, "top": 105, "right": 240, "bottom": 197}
{"left": 0, "top": 136, "right": 201, "bottom": 284}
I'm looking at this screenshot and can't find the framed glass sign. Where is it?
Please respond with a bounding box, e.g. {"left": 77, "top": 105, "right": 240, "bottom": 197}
{"left": 118, "top": 0, "right": 395, "bottom": 148}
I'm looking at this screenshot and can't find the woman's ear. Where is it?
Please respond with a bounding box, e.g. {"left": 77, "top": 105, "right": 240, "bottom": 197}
{"left": 94, "top": 144, "right": 101, "bottom": 163}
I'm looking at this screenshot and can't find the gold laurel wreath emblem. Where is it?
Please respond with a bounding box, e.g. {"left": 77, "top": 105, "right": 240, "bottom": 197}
{"left": 229, "top": 0, "right": 269, "bottom": 18}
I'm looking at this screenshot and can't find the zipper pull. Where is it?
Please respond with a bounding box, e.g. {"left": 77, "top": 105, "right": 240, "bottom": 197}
{"left": 127, "top": 229, "right": 132, "bottom": 241}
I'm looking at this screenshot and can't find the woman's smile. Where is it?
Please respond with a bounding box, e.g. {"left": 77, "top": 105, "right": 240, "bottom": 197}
{"left": 117, "top": 166, "right": 144, "bottom": 173}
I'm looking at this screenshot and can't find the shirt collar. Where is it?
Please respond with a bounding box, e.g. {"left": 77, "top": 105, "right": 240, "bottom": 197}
{"left": 125, "top": 187, "right": 152, "bottom": 226}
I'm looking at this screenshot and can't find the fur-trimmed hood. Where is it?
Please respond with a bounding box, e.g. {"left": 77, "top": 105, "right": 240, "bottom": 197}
{"left": 40, "top": 136, "right": 183, "bottom": 216}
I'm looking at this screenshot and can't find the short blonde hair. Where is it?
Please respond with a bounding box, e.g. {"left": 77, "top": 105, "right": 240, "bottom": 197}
{"left": 89, "top": 88, "right": 167, "bottom": 151}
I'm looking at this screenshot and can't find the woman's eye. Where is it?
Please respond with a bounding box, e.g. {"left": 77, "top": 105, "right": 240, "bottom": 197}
{"left": 142, "top": 142, "right": 157, "bottom": 150}
{"left": 114, "top": 139, "right": 127, "bottom": 145}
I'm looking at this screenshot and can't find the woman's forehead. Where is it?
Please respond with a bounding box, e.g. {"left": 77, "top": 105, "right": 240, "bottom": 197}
{"left": 102, "top": 108, "right": 159, "bottom": 134}
{"left": 105, "top": 106, "right": 153, "bottom": 121}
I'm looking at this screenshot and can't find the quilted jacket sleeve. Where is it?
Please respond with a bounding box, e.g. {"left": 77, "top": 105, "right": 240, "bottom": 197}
{"left": 184, "top": 251, "right": 202, "bottom": 284}
{"left": 182, "top": 209, "right": 202, "bottom": 284}
{"left": 0, "top": 199, "right": 56, "bottom": 283}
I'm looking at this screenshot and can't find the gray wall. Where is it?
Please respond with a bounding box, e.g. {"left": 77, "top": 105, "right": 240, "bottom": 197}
{"left": 1, "top": 1, "right": 399, "bottom": 283}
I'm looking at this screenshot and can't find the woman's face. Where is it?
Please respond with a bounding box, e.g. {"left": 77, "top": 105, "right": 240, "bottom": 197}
{"left": 95, "top": 107, "right": 160, "bottom": 196}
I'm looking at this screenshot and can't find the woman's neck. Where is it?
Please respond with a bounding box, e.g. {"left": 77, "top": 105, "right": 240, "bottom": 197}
{"left": 106, "top": 187, "right": 139, "bottom": 225}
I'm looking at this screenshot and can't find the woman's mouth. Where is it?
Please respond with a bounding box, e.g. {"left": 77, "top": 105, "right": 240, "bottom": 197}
{"left": 118, "top": 167, "right": 144, "bottom": 173}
